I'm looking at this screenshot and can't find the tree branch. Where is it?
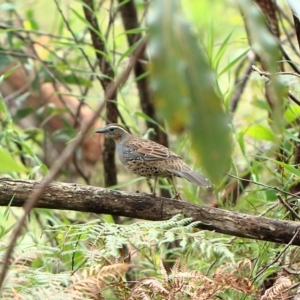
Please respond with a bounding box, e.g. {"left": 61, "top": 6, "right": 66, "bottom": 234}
{"left": 1, "top": 177, "right": 300, "bottom": 245}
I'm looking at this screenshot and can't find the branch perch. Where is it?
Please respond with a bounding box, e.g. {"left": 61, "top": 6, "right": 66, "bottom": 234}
{"left": 1, "top": 178, "right": 300, "bottom": 245}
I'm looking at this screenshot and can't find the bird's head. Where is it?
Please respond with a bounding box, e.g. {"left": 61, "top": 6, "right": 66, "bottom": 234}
{"left": 95, "top": 123, "right": 130, "bottom": 143}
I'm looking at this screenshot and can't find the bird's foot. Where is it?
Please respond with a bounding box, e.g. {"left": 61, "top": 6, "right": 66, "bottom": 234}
{"left": 151, "top": 191, "right": 157, "bottom": 197}
{"left": 173, "top": 193, "right": 182, "bottom": 201}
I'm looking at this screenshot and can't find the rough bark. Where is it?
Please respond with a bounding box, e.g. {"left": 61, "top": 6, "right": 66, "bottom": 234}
{"left": 1, "top": 177, "right": 300, "bottom": 245}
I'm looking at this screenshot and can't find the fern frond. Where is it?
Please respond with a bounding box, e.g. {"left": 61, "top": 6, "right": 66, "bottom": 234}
{"left": 97, "top": 263, "right": 130, "bottom": 280}
{"left": 44, "top": 215, "right": 234, "bottom": 275}
{"left": 68, "top": 263, "right": 129, "bottom": 298}
{"left": 261, "top": 274, "right": 293, "bottom": 300}
{"left": 159, "top": 260, "right": 168, "bottom": 282}
{"left": 170, "top": 258, "right": 181, "bottom": 277}
{"left": 129, "top": 277, "right": 169, "bottom": 299}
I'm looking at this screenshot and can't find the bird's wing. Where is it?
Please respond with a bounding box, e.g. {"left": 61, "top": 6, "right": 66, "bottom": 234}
{"left": 137, "top": 145, "right": 178, "bottom": 161}
{"left": 125, "top": 140, "right": 179, "bottom": 162}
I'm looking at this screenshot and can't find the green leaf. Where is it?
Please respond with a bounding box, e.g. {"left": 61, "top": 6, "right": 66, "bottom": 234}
{"left": 0, "top": 3, "right": 16, "bottom": 11}
{"left": 62, "top": 74, "right": 92, "bottom": 87}
{"left": 13, "top": 107, "right": 35, "bottom": 122}
{"left": 0, "top": 52, "right": 12, "bottom": 69}
{"left": 148, "top": 0, "right": 232, "bottom": 183}
{"left": 213, "top": 30, "right": 234, "bottom": 72}
{"left": 245, "top": 124, "right": 276, "bottom": 141}
{"left": 1, "top": 64, "right": 21, "bottom": 79}
{"left": 238, "top": 0, "right": 280, "bottom": 72}
{"left": 237, "top": 130, "right": 246, "bottom": 154}
{"left": 251, "top": 99, "right": 271, "bottom": 111}
{"left": 117, "top": 28, "right": 146, "bottom": 37}
{"left": 25, "top": 8, "right": 39, "bottom": 30}
{"left": 284, "top": 104, "right": 300, "bottom": 124}
{"left": 272, "top": 160, "right": 300, "bottom": 178}
{"left": 284, "top": 129, "right": 300, "bottom": 143}
{"left": 117, "top": 40, "right": 141, "bottom": 65}
{"left": 238, "top": 0, "right": 284, "bottom": 134}
{"left": 218, "top": 49, "right": 249, "bottom": 77}
{"left": 0, "top": 147, "right": 27, "bottom": 172}
{"left": 0, "top": 98, "right": 13, "bottom": 123}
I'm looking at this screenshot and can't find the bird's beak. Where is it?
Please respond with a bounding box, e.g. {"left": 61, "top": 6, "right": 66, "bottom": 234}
{"left": 95, "top": 128, "right": 106, "bottom": 134}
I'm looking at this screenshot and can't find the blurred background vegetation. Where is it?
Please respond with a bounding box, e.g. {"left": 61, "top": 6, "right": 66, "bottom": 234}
{"left": 1, "top": 0, "right": 300, "bottom": 298}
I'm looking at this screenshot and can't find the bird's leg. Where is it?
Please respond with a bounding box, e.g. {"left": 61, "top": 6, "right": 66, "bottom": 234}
{"left": 170, "top": 176, "right": 182, "bottom": 200}
{"left": 152, "top": 176, "right": 158, "bottom": 197}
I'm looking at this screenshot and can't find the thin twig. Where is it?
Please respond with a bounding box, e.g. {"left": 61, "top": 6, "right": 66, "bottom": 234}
{"left": 226, "top": 173, "right": 300, "bottom": 198}
{"left": 258, "top": 201, "right": 279, "bottom": 217}
{"left": 0, "top": 24, "right": 87, "bottom": 42}
{"left": 277, "top": 194, "right": 300, "bottom": 221}
{"left": 252, "top": 228, "right": 300, "bottom": 282}
{"left": 283, "top": 267, "right": 300, "bottom": 275}
{"left": 288, "top": 92, "right": 300, "bottom": 106}
{"left": 52, "top": 0, "right": 94, "bottom": 73}
{"left": 0, "top": 50, "right": 51, "bottom": 62}
{"left": 252, "top": 65, "right": 300, "bottom": 78}
{"left": 230, "top": 54, "right": 255, "bottom": 113}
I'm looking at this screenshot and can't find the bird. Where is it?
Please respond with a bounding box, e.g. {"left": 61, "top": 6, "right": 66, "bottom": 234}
{"left": 95, "top": 123, "right": 211, "bottom": 199}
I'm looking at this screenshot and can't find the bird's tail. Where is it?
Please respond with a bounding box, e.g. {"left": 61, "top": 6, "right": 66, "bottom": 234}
{"left": 179, "top": 170, "right": 211, "bottom": 187}
{"left": 170, "top": 162, "right": 211, "bottom": 187}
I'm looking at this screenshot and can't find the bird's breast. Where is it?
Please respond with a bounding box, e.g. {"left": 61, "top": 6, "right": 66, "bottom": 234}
{"left": 116, "top": 143, "right": 126, "bottom": 164}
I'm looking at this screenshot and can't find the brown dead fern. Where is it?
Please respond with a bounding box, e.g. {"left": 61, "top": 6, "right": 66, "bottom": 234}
{"left": 261, "top": 272, "right": 293, "bottom": 300}
{"left": 67, "top": 263, "right": 130, "bottom": 299}
{"left": 128, "top": 258, "right": 255, "bottom": 300}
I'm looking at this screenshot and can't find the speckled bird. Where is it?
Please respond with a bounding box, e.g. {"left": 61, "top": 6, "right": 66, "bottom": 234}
{"left": 95, "top": 123, "right": 211, "bottom": 198}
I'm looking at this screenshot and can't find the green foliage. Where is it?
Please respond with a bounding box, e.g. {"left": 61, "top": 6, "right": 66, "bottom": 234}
{"left": 0, "top": 147, "right": 27, "bottom": 172}
{"left": 48, "top": 215, "right": 234, "bottom": 265}
{"left": 0, "top": 93, "right": 47, "bottom": 177}
{"left": 238, "top": 0, "right": 285, "bottom": 135}
{"left": 148, "top": 0, "right": 232, "bottom": 184}
{"left": 0, "top": 215, "right": 246, "bottom": 299}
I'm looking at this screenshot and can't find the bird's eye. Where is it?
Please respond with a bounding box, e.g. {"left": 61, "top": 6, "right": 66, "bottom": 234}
{"left": 109, "top": 128, "right": 115, "bottom": 132}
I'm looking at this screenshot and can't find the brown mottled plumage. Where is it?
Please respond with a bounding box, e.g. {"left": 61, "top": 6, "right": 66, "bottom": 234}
{"left": 95, "top": 124, "right": 211, "bottom": 198}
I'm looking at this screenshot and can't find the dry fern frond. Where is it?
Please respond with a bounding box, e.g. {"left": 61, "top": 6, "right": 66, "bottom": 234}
{"left": 67, "top": 263, "right": 129, "bottom": 299}
{"left": 235, "top": 258, "right": 252, "bottom": 275}
{"left": 170, "top": 258, "right": 182, "bottom": 276}
{"left": 12, "top": 250, "right": 42, "bottom": 265}
{"left": 129, "top": 258, "right": 255, "bottom": 300}
{"left": 128, "top": 277, "right": 170, "bottom": 299}
{"left": 129, "top": 266, "right": 215, "bottom": 299}
{"left": 293, "top": 285, "right": 300, "bottom": 300}
{"left": 129, "top": 271, "right": 217, "bottom": 300}
{"left": 177, "top": 271, "right": 215, "bottom": 299}
{"left": 261, "top": 274, "right": 293, "bottom": 300}
{"left": 159, "top": 260, "right": 169, "bottom": 282}
{"left": 129, "top": 288, "right": 152, "bottom": 300}
{"left": 159, "top": 258, "right": 185, "bottom": 281}
{"left": 213, "top": 268, "right": 254, "bottom": 294}
{"left": 68, "top": 271, "right": 103, "bottom": 299}
{"left": 97, "top": 263, "right": 130, "bottom": 277}
{"left": 190, "top": 267, "right": 254, "bottom": 299}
